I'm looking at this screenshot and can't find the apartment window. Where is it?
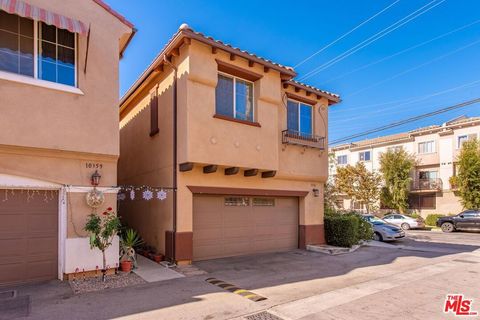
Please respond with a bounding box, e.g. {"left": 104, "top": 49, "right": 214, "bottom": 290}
{"left": 419, "top": 171, "right": 437, "bottom": 180}
{"left": 0, "top": 11, "right": 76, "bottom": 86}
{"left": 388, "top": 146, "right": 402, "bottom": 152}
{"left": 359, "top": 151, "right": 371, "bottom": 162}
{"left": 0, "top": 11, "right": 34, "bottom": 76}
{"left": 337, "top": 155, "right": 348, "bottom": 165}
{"left": 418, "top": 141, "right": 435, "bottom": 154}
{"left": 215, "top": 73, "right": 254, "bottom": 122}
{"left": 457, "top": 134, "right": 477, "bottom": 149}
{"left": 287, "top": 100, "right": 313, "bottom": 136}
{"left": 224, "top": 197, "right": 249, "bottom": 206}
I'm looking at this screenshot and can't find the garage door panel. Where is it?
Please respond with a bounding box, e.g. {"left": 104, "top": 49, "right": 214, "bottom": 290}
{"left": 0, "top": 189, "right": 58, "bottom": 285}
{"left": 193, "top": 195, "right": 298, "bottom": 261}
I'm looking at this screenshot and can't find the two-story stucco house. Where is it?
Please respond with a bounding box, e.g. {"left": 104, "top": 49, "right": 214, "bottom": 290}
{"left": 329, "top": 116, "right": 480, "bottom": 217}
{"left": 119, "top": 24, "right": 340, "bottom": 264}
{"left": 0, "top": 0, "right": 134, "bottom": 285}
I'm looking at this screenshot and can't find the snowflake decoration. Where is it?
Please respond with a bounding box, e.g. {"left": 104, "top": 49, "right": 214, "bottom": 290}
{"left": 157, "top": 190, "right": 167, "bottom": 201}
{"left": 117, "top": 193, "right": 126, "bottom": 201}
{"left": 130, "top": 190, "right": 135, "bottom": 200}
{"left": 142, "top": 190, "right": 154, "bottom": 201}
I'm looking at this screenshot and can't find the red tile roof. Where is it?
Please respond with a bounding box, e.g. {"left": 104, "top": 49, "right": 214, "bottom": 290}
{"left": 92, "top": 0, "right": 134, "bottom": 29}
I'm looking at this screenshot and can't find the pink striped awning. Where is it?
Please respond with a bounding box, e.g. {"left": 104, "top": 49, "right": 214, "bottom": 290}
{"left": 0, "top": 0, "right": 88, "bottom": 35}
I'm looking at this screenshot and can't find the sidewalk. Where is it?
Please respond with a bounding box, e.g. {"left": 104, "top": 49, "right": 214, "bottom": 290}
{"left": 133, "top": 255, "right": 184, "bottom": 283}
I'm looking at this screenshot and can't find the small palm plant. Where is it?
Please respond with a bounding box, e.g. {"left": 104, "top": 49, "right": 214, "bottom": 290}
{"left": 120, "top": 228, "right": 144, "bottom": 268}
{"left": 84, "top": 207, "right": 121, "bottom": 281}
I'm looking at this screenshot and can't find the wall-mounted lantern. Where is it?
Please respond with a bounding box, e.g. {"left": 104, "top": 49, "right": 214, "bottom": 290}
{"left": 91, "top": 170, "right": 101, "bottom": 187}
{"left": 312, "top": 188, "right": 320, "bottom": 197}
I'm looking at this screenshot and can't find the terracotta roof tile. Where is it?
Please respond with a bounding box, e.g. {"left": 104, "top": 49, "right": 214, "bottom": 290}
{"left": 286, "top": 79, "right": 340, "bottom": 102}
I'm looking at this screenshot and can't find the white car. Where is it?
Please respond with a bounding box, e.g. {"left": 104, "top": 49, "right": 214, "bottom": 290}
{"left": 383, "top": 213, "right": 425, "bottom": 230}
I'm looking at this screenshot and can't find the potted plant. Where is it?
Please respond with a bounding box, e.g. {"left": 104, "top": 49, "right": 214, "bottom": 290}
{"left": 120, "top": 228, "right": 143, "bottom": 271}
{"left": 84, "top": 207, "right": 121, "bottom": 282}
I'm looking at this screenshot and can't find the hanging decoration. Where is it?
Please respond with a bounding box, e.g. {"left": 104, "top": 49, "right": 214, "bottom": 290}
{"left": 157, "top": 190, "right": 167, "bottom": 201}
{"left": 142, "top": 190, "right": 153, "bottom": 200}
{"left": 1, "top": 188, "right": 57, "bottom": 203}
{"left": 86, "top": 188, "right": 105, "bottom": 209}
{"left": 117, "top": 185, "right": 174, "bottom": 202}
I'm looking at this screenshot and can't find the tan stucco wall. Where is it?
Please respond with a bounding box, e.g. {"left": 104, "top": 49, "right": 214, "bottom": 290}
{"left": 119, "top": 38, "right": 330, "bottom": 256}
{"left": 0, "top": 0, "right": 130, "bottom": 156}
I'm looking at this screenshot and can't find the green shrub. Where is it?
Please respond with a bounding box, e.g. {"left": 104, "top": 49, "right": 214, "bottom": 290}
{"left": 324, "top": 213, "right": 373, "bottom": 248}
{"left": 425, "top": 214, "right": 445, "bottom": 226}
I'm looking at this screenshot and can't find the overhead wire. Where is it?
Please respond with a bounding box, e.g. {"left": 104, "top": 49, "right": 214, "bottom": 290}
{"left": 294, "top": 0, "right": 401, "bottom": 68}
{"left": 299, "top": 0, "right": 445, "bottom": 81}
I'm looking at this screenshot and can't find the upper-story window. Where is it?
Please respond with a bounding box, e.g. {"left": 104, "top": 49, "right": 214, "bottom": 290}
{"left": 0, "top": 11, "right": 76, "bottom": 87}
{"left": 337, "top": 155, "right": 348, "bottom": 165}
{"left": 359, "top": 151, "right": 371, "bottom": 162}
{"left": 388, "top": 146, "right": 403, "bottom": 152}
{"left": 457, "top": 134, "right": 477, "bottom": 149}
{"left": 418, "top": 141, "right": 435, "bottom": 154}
{"left": 215, "top": 73, "right": 254, "bottom": 122}
{"left": 287, "top": 100, "right": 313, "bottom": 137}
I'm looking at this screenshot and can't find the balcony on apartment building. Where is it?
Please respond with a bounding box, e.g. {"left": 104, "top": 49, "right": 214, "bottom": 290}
{"left": 410, "top": 178, "right": 443, "bottom": 192}
{"left": 282, "top": 130, "right": 325, "bottom": 150}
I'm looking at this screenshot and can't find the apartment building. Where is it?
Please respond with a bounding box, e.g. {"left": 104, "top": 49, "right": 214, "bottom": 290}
{"left": 329, "top": 116, "right": 480, "bottom": 216}
{"left": 0, "top": 0, "right": 134, "bottom": 285}
{"left": 118, "top": 24, "right": 340, "bottom": 264}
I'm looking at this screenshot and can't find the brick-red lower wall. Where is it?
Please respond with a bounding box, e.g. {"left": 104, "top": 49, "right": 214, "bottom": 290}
{"left": 299, "top": 224, "right": 325, "bottom": 249}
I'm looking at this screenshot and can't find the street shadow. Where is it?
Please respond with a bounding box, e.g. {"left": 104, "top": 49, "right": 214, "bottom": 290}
{"left": 4, "top": 236, "right": 480, "bottom": 320}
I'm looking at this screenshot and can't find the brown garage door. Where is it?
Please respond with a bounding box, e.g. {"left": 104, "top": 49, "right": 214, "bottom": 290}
{"left": 193, "top": 195, "right": 298, "bottom": 260}
{"left": 0, "top": 189, "right": 58, "bottom": 285}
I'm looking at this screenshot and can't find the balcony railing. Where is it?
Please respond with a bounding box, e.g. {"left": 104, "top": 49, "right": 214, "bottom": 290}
{"left": 411, "top": 178, "right": 443, "bottom": 191}
{"left": 282, "top": 130, "right": 325, "bottom": 150}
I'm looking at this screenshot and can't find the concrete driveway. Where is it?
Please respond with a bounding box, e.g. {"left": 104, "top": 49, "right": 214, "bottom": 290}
{"left": 1, "top": 231, "right": 479, "bottom": 320}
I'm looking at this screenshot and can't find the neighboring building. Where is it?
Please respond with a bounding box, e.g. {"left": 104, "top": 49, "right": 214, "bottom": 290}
{"left": 118, "top": 24, "right": 340, "bottom": 264}
{"left": 329, "top": 116, "right": 480, "bottom": 216}
{"left": 0, "top": 0, "right": 134, "bottom": 285}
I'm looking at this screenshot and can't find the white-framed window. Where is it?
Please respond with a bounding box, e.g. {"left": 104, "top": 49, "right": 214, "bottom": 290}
{"left": 337, "top": 154, "right": 348, "bottom": 165}
{"left": 215, "top": 72, "right": 254, "bottom": 122}
{"left": 457, "top": 134, "right": 477, "bottom": 149}
{"left": 359, "top": 151, "right": 371, "bottom": 162}
{"left": 388, "top": 146, "right": 402, "bottom": 152}
{"left": 418, "top": 141, "right": 435, "bottom": 154}
{"left": 287, "top": 99, "right": 313, "bottom": 136}
{"left": 0, "top": 11, "right": 77, "bottom": 87}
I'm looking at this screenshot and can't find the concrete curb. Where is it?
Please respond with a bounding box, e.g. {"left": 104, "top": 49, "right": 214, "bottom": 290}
{"left": 306, "top": 244, "right": 362, "bottom": 255}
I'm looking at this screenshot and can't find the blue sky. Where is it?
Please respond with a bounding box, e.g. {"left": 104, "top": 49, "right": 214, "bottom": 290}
{"left": 112, "top": 0, "right": 480, "bottom": 144}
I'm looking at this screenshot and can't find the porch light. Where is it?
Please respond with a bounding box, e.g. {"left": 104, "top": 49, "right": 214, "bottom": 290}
{"left": 91, "top": 170, "right": 101, "bottom": 187}
{"left": 312, "top": 188, "right": 320, "bottom": 197}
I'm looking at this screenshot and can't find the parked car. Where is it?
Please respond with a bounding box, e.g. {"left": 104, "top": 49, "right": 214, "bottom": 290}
{"left": 361, "top": 214, "right": 405, "bottom": 242}
{"left": 436, "top": 210, "right": 480, "bottom": 232}
{"left": 383, "top": 213, "right": 425, "bottom": 230}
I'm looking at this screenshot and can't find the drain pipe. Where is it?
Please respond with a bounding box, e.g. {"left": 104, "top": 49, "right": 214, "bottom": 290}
{"left": 164, "top": 56, "right": 178, "bottom": 263}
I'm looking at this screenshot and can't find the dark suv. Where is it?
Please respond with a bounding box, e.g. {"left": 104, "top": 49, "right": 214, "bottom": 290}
{"left": 436, "top": 210, "right": 480, "bottom": 232}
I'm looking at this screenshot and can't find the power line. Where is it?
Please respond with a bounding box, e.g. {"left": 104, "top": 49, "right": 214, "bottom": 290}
{"left": 294, "top": 0, "right": 400, "bottom": 68}
{"left": 330, "top": 79, "right": 480, "bottom": 123}
{"left": 299, "top": 0, "right": 445, "bottom": 81}
{"left": 329, "top": 97, "right": 480, "bottom": 145}
{"left": 344, "top": 37, "right": 480, "bottom": 98}
{"left": 321, "top": 18, "right": 480, "bottom": 85}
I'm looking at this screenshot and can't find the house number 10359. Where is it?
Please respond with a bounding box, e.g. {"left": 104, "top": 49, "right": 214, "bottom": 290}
{"left": 85, "top": 163, "right": 103, "bottom": 169}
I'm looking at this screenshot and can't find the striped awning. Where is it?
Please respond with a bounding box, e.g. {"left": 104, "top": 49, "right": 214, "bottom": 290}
{"left": 0, "top": 0, "right": 88, "bottom": 35}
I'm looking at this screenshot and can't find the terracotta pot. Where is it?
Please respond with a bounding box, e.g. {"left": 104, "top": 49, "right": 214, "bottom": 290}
{"left": 120, "top": 260, "right": 133, "bottom": 273}
{"left": 152, "top": 254, "right": 163, "bottom": 263}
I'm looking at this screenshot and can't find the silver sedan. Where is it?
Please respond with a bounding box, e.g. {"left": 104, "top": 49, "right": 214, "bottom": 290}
{"left": 383, "top": 213, "right": 425, "bottom": 230}
{"left": 362, "top": 214, "right": 405, "bottom": 242}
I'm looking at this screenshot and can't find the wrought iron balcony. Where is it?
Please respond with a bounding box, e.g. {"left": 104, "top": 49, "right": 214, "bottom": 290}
{"left": 282, "top": 130, "right": 325, "bottom": 150}
{"left": 411, "top": 178, "right": 443, "bottom": 191}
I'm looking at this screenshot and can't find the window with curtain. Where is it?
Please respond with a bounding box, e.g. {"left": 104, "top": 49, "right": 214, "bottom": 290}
{"left": 287, "top": 100, "right": 313, "bottom": 136}
{"left": 0, "top": 11, "right": 76, "bottom": 87}
{"left": 418, "top": 141, "right": 435, "bottom": 154}
{"left": 215, "top": 73, "right": 254, "bottom": 122}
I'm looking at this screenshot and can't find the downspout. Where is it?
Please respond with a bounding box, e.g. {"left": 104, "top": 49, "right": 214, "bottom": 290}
{"left": 164, "top": 56, "right": 178, "bottom": 263}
